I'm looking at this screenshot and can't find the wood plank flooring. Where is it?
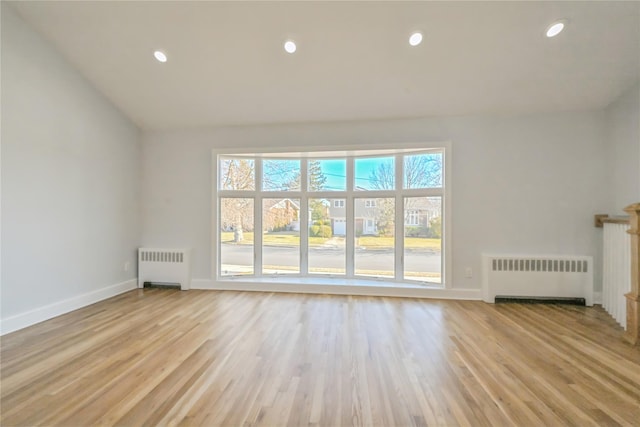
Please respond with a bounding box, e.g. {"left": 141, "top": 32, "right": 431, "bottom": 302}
{"left": 1, "top": 289, "right": 639, "bottom": 426}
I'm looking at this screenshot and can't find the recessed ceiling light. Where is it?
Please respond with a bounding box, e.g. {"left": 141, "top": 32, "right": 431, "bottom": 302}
{"left": 546, "top": 20, "right": 566, "bottom": 38}
{"left": 409, "top": 32, "right": 423, "bottom": 46}
{"left": 154, "top": 50, "right": 167, "bottom": 63}
{"left": 284, "top": 40, "right": 297, "bottom": 54}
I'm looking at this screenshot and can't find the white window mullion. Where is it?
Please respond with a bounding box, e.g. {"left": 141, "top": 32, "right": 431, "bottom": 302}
{"left": 395, "top": 154, "right": 404, "bottom": 281}
{"left": 346, "top": 156, "right": 355, "bottom": 276}
{"left": 212, "top": 154, "right": 220, "bottom": 279}
{"left": 442, "top": 145, "right": 451, "bottom": 288}
{"left": 300, "top": 160, "right": 309, "bottom": 275}
{"left": 254, "top": 159, "right": 263, "bottom": 275}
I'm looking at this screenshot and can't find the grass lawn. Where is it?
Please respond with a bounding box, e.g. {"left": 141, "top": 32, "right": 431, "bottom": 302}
{"left": 221, "top": 232, "right": 330, "bottom": 246}
{"left": 357, "top": 236, "right": 440, "bottom": 250}
{"left": 221, "top": 232, "right": 440, "bottom": 250}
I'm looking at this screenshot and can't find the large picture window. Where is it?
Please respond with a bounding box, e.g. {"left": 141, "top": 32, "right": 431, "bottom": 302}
{"left": 215, "top": 147, "right": 447, "bottom": 286}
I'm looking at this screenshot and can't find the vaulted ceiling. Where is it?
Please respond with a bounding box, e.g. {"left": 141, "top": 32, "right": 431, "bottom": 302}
{"left": 8, "top": 1, "right": 640, "bottom": 130}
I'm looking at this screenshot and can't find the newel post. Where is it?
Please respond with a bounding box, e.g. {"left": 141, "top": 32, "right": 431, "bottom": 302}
{"left": 623, "top": 203, "right": 640, "bottom": 345}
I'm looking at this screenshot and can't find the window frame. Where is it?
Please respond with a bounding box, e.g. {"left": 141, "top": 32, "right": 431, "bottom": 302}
{"left": 212, "top": 143, "right": 452, "bottom": 288}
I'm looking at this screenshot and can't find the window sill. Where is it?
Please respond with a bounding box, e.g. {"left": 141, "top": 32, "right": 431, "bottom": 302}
{"left": 190, "top": 277, "right": 481, "bottom": 300}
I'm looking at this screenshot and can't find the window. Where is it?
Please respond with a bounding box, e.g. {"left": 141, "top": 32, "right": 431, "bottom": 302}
{"left": 215, "top": 147, "right": 447, "bottom": 286}
{"left": 354, "top": 156, "right": 394, "bottom": 190}
{"left": 406, "top": 210, "right": 420, "bottom": 226}
{"left": 404, "top": 197, "right": 441, "bottom": 283}
{"left": 309, "top": 159, "right": 346, "bottom": 191}
{"left": 220, "top": 198, "right": 254, "bottom": 276}
{"left": 263, "top": 159, "right": 300, "bottom": 191}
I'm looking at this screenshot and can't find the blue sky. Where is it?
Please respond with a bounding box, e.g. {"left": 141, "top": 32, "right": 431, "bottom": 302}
{"left": 316, "top": 157, "right": 395, "bottom": 191}
{"left": 223, "top": 153, "right": 442, "bottom": 191}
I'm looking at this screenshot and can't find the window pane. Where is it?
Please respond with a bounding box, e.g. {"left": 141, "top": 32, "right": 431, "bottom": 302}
{"left": 404, "top": 197, "right": 441, "bottom": 283}
{"left": 263, "top": 159, "right": 301, "bottom": 191}
{"left": 403, "top": 152, "right": 443, "bottom": 189}
{"left": 354, "top": 198, "right": 394, "bottom": 277}
{"left": 354, "top": 156, "right": 395, "bottom": 190}
{"left": 308, "top": 159, "right": 346, "bottom": 191}
{"left": 220, "top": 198, "right": 254, "bottom": 275}
{"left": 309, "top": 198, "right": 345, "bottom": 275}
{"left": 262, "top": 198, "right": 300, "bottom": 274}
{"left": 219, "top": 158, "right": 255, "bottom": 190}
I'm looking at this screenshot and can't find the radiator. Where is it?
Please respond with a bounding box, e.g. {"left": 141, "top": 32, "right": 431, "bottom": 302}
{"left": 602, "top": 223, "right": 631, "bottom": 328}
{"left": 482, "top": 254, "right": 593, "bottom": 306}
{"left": 138, "top": 248, "right": 191, "bottom": 290}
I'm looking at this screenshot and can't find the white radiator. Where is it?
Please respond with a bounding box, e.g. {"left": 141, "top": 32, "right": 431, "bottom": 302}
{"left": 482, "top": 254, "right": 593, "bottom": 306}
{"left": 138, "top": 248, "right": 192, "bottom": 290}
{"left": 602, "top": 223, "right": 631, "bottom": 328}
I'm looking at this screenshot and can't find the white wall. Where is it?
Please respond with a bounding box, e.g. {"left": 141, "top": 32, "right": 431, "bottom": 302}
{"left": 605, "top": 82, "right": 640, "bottom": 214}
{"left": 141, "top": 111, "right": 609, "bottom": 291}
{"left": 1, "top": 5, "right": 140, "bottom": 332}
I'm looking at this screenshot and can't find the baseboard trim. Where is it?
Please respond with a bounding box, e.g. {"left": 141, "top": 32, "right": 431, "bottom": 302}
{"left": 191, "top": 279, "right": 482, "bottom": 300}
{"left": 0, "top": 279, "right": 137, "bottom": 336}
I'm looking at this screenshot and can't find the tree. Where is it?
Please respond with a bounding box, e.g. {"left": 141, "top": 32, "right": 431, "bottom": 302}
{"left": 220, "top": 158, "right": 255, "bottom": 191}
{"left": 307, "top": 160, "right": 327, "bottom": 191}
{"left": 283, "top": 160, "right": 328, "bottom": 222}
{"left": 428, "top": 216, "right": 442, "bottom": 238}
{"left": 368, "top": 154, "right": 442, "bottom": 190}
{"left": 374, "top": 199, "right": 395, "bottom": 237}
{"left": 367, "top": 154, "right": 443, "bottom": 237}
{"left": 220, "top": 159, "right": 255, "bottom": 242}
{"left": 403, "top": 154, "right": 442, "bottom": 189}
{"left": 368, "top": 159, "right": 395, "bottom": 190}
{"left": 264, "top": 160, "right": 300, "bottom": 191}
{"left": 220, "top": 159, "right": 329, "bottom": 242}
{"left": 283, "top": 160, "right": 327, "bottom": 192}
{"left": 307, "top": 160, "right": 329, "bottom": 223}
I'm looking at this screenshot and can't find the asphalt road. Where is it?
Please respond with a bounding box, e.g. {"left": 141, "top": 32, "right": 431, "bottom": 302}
{"left": 220, "top": 244, "right": 441, "bottom": 274}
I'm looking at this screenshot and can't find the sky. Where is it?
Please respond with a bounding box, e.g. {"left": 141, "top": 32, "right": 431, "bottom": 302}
{"left": 306, "top": 157, "right": 397, "bottom": 191}
{"left": 223, "top": 153, "right": 441, "bottom": 191}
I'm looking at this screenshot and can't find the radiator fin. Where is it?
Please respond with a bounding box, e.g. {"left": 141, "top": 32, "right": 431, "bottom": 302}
{"left": 141, "top": 250, "right": 184, "bottom": 263}
{"left": 491, "top": 258, "right": 587, "bottom": 273}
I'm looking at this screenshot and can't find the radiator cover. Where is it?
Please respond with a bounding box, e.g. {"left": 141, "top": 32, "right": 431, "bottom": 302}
{"left": 482, "top": 254, "right": 593, "bottom": 306}
{"left": 138, "top": 248, "right": 192, "bottom": 291}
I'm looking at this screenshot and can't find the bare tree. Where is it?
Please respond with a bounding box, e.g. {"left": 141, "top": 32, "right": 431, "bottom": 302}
{"left": 220, "top": 159, "right": 255, "bottom": 242}
{"left": 368, "top": 154, "right": 442, "bottom": 235}
{"left": 403, "top": 154, "right": 442, "bottom": 189}
{"left": 368, "top": 154, "right": 442, "bottom": 190}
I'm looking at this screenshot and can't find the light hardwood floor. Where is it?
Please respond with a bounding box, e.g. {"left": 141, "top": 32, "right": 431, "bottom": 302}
{"left": 1, "top": 289, "right": 639, "bottom": 426}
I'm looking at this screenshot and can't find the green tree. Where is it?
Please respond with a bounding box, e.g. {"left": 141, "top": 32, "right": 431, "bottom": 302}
{"left": 428, "top": 216, "right": 442, "bottom": 238}
{"left": 285, "top": 160, "right": 327, "bottom": 191}
{"left": 284, "top": 160, "right": 328, "bottom": 222}
{"left": 307, "top": 160, "right": 327, "bottom": 191}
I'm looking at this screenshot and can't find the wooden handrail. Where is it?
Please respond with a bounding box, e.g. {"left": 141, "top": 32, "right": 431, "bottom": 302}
{"left": 594, "top": 214, "right": 629, "bottom": 227}
{"left": 623, "top": 203, "right": 640, "bottom": 345}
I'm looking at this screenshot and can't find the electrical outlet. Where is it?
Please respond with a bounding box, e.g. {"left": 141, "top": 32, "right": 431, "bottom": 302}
{"left": 465, "top": 267, "right": 472, "bottom": 278}
{"left": 124, "top": 261, "right": 130, "bottom": 272}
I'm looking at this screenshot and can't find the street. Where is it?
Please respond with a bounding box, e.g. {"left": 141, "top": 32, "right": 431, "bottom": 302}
{"left": 221, "top": 243, "right": 441, "bottom": 276}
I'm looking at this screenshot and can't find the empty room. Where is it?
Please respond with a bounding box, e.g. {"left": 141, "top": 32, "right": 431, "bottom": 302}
{"left": 1, "top": 1, "right": 639, "bottom": 426}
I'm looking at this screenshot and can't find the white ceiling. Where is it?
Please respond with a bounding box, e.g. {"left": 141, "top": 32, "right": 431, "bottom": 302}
{"left": 9, "top": 1, "right": 640, "bottom": 131}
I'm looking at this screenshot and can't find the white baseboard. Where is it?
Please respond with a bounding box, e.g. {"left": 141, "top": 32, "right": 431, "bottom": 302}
{"left": 191, "top": 279, "right": 482, "bottom": 300}
{"left": 0, "top": 279, "right": 137, "bottom": 336}
{"left": 593, "top": 291, "right": 603, "bottom": 305}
